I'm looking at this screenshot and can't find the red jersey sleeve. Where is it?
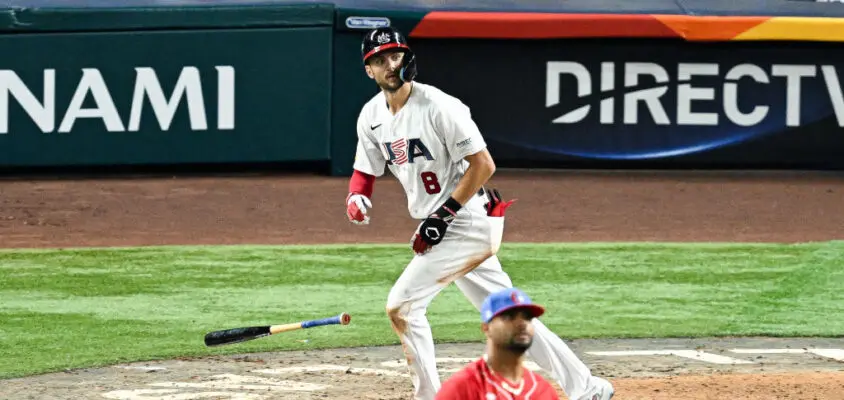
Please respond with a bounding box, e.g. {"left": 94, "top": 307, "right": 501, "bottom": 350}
{"left": 435, "top": 377, "right": 472, "bottom": 399}
{"left": 435, "top": 360, "right": 484, "bottom": 400}
{"left": 525, "top": 372, "right": 562, "bottom": 399}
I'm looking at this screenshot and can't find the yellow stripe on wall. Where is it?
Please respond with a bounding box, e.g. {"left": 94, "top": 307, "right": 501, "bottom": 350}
{"left": 734, "top": 17, "right": 844, "bottom": 42}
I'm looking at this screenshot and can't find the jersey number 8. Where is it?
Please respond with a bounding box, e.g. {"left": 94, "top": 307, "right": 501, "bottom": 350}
{"left": 420, "top": 171, "right": 441, "bottom": 195}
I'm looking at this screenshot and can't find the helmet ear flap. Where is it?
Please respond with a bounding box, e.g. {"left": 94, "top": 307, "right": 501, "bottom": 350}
{"left": 399, "top": 51, "right": 417, "bottom": 82}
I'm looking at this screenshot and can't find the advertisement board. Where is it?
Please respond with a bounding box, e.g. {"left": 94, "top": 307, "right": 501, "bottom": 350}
{"left": 410, "top": 39, "right": 844, "bottom": 169}
{"left": 0, "top": 27, "right": 332, "bottom": 167}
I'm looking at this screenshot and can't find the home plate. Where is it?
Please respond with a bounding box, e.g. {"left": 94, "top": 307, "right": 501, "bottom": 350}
{"left": 253, "top": 365, "right": 408, "bottom": 378}
{"left": 729, "top": 348, "right": 844, "bottom": 362}
{"left": 587, "top": 350, "right": 754, "bottom": 365}
{"left": 147, "top": 373, "right": 327, "bottom": 391}
{"left": 116, "top": 366, "right": 167, "bottom": 371}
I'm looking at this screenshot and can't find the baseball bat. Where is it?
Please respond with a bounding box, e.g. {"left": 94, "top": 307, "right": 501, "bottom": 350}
{"left": 204, "top": 312, "right": 351, "bottom": 347}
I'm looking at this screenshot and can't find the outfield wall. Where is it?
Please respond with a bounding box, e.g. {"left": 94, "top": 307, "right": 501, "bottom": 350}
{"left": 1, "top": 0, "right": 843, "bottom": 175}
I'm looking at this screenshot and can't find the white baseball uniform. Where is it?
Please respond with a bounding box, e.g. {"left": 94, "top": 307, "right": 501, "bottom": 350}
{"left": 352, "top": 82, "right": 603, "bottom": 400}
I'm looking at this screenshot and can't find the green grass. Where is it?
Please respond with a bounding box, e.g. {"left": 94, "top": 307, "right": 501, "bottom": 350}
{"left": 1, "top": 241, "right": 843, "bottom": 379}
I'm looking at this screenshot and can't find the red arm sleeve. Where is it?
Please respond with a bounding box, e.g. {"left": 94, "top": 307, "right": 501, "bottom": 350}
{"left": 434, "top": 380, "right": 465, "bottom": 399}
{"left": 435, "top": 369, "right": 477, "bottom": 400}
{"left": 348, "top": 169, "right": 375, "bottom": 198}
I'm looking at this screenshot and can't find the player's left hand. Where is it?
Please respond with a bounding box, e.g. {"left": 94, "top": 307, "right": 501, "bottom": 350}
{"left": 411, "top": 197, "right": 462, "bottom": 255}
{"left": 484, "top": 188, "right": 516, "bottom": 217}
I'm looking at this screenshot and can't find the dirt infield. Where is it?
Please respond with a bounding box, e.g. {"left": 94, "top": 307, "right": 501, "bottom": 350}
{"left": 2, "top": 169, "right": 843, "bottom": 248}
{"left": 1, "top": 168, "right": 843, "bottom": 399}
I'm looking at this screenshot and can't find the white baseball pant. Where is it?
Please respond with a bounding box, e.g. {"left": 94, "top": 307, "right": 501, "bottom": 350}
{"left": 385, "top": 190, "right": 598, "bottom": 400}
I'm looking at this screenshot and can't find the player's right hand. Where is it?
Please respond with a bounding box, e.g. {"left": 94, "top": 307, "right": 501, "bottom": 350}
{"left": 346, "top": 193, "right": 372, "bottom": 225}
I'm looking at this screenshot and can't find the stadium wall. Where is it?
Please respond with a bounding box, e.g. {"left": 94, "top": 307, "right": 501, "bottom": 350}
{"left": 0, "top": 0, "right": 842, "bottom": 175}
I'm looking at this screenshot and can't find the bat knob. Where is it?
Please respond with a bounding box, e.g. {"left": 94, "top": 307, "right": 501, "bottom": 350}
{"left": 340, "top": 312, "right": 351, "bottom": 325}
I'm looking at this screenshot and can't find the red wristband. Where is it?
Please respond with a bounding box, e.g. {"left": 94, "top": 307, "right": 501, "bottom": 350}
{"left": 348, "top": 169, "right": 375, "bottom": 198}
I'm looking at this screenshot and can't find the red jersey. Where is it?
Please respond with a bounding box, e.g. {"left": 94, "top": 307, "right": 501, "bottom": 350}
{"left": 435, "top": 358, "right": 560, "bottom": 400}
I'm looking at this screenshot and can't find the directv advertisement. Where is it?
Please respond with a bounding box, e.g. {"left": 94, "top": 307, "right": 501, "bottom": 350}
{"left": 411, "top": 39, "right": 844, "bottom": 168}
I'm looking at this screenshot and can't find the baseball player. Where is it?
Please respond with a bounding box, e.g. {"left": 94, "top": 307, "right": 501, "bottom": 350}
{"left": 435, "top": 287, "right": 560, "bottom": 400}
{"left": 345, "top": 27, "right": 614, "bottom": 400}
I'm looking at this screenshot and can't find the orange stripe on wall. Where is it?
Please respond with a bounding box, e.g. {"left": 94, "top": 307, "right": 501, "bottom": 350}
{"left": 409, "top": 12, "right": 681, "bottom": 39}
{"left": 653, "top": 15, "right": 770, "bottom": 41}
{"left": 410, "top": 12, "right": 772, "bottom": 41}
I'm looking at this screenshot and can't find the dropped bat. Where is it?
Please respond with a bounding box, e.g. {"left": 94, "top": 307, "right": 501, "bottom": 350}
{"left": 204, "top": 312, "right": 351, "bottom": 347}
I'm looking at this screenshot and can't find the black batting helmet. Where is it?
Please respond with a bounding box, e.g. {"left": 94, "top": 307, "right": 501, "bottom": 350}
{"left": 361, "top": 27, "right": 417, "bottom": 82}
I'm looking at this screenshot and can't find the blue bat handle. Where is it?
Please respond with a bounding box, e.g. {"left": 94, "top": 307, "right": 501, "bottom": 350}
{"left": 301, "top": 315, "right": 340, "bottom": 329}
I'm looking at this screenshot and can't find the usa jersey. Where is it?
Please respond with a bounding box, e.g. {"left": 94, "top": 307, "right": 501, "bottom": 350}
{"left": 353, "top": 82, "right": 488, "bottom": 219}
{"left": 435, "top": 358, "right": 560, "bottom": 400}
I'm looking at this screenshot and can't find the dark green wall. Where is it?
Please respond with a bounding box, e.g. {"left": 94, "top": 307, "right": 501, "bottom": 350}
{"left": 0, "top": 3, "right": 430, "bottom": 173}
{"left": 330, "top": 32, "right": 379, "bottom": 177}
{"left": 0, "top": 5, "right": 334, "bottom": 167}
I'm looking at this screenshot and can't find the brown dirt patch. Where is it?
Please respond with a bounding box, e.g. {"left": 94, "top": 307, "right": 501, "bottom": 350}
{"left": 1, "top": 168, "right": 843, "bottom": 399}
{"left": 1, "top": 169, "right": 841, "bottom": 248}
{"left": 614, "top": 372, "right": 844, "bottom": 400}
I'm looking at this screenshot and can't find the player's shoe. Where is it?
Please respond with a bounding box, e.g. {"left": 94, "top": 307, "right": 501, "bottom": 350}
{"left": 579, "top": 377, "right": 614, "bottom": 400}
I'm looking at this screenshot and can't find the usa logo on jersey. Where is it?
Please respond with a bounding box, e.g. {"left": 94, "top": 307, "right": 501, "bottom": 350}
{"left": 384, "top": 138, "right": 434, "bottom": 165}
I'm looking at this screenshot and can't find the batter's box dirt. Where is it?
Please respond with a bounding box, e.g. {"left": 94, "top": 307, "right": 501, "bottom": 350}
{"left": 3, "top": 338, "right": 844, "bottom": 400}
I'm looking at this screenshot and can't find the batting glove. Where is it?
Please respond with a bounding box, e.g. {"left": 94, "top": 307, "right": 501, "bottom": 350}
{"left": 484, "top": 188, "right": 516, "bottom": 217}
{"left": 412, "top": 196, "right": 462, "bottom": 255}
{"left": 346, "top": 193, "right": 372, "bottom": 225}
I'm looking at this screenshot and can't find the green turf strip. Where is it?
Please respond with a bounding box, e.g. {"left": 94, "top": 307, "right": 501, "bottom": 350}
{"left": 1, "top": 241, "right": 842, "bottom": 378}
